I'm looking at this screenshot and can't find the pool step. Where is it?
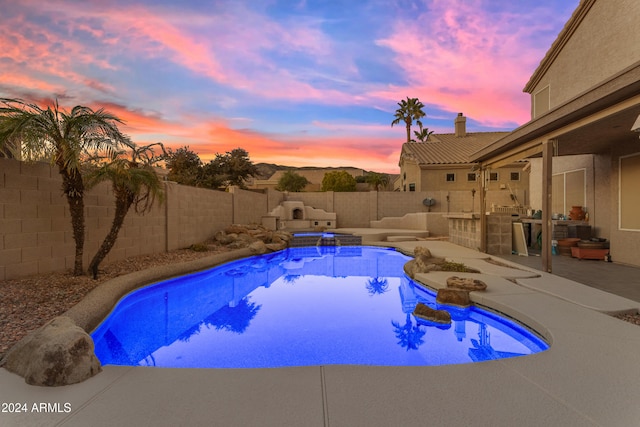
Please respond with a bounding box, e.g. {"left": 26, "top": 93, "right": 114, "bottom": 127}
{"left": 290, "top": 234, "right": 362, "bottom": 247}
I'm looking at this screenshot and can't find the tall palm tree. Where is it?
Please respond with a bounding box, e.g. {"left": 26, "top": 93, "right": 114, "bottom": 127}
{"left": 0, "top": 98, "right": 130, "bottom": 275}
{"left": 391, "top": 97, "right": 426, "bottom": 142}
{"left": 85, "top": 143, "right": 165, "bottom": 278}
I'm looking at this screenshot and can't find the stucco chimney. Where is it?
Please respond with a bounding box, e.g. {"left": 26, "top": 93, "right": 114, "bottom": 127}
{"left": 455, "top": 113, "right": 466, "bottom": 137}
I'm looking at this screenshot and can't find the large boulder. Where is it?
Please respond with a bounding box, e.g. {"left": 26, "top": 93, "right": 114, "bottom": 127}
{"left": 404, "top": 253, "right": 446, "bottom": 279}
{"left": 412, "top": 303, "right": 451, "bottom": 324}
{"left": 1, "top": 316, "right": 101, "bottom": 386}
{"left": 265, "top": 242, "right": 287, "bottom": 252}
{"left": 436, "top": 289, "right": 471, "bottom": 307}
{"left": 248, "top": 240, "right": 268, "bottom": 254}
{"left": 414, "top": 246, "right": 432, "bottom": 258}
{"left": 225, "top": 224, "right": 249, "bottom": 235}
{"left": 215, "top": 231, "right": 237, "bottom": 245}
{"left": 446, "top": 276, "right": 487, "bottom": 292}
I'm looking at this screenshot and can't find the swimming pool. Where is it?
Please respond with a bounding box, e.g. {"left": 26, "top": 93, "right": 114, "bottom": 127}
{"left": 91, "top": 246, "right": 548, "bottom": 368}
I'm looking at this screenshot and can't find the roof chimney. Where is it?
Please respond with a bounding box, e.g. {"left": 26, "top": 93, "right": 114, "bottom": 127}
{"left": 455, "top": 113, "right": 466, "bottom": 137}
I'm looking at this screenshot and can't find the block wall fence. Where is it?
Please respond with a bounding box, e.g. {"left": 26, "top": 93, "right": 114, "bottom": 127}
{"left": 0, "top": 159, "right": 271, "bottom": 280}
{"left": 1, "top": 159, "right": 507, "bottom": 280}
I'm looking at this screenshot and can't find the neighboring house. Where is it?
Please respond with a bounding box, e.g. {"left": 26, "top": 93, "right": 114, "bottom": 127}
{"left": 471, "top": 0, "right": 640, "bottom": 269}
{"left": 398, "top": 113, "right": 529, "bottom": 208}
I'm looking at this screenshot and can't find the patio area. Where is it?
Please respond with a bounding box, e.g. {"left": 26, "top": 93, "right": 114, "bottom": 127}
{"left": 504, "top": 251, "right": 640, "bottom": 303}
{"left": 1, "top": 239, "right": 640, "bottom": 427}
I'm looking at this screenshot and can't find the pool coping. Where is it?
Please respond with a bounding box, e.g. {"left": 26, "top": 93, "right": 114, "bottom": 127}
{"left": 2, "top": 239, "right": 640, "bottom": 426}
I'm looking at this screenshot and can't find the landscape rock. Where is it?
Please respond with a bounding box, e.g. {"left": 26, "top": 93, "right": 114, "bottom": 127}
{"left": 214, "top": 225, "right": 291, "bottom": 252}
{"left": 265, "top": 242, "right": 287, "bottom": 252}
{"left": 404, "top": 253, "right": 447, "bottom": 278}
{"left": 412, "top": 303, "right": 451, "bottom": 324}
{"left": 414, "top": 246, "right": 433, "bottom": 258}
{"left": 248, "top": 240, "right": 268, "bottom": 254}
{"left": 1, "top": 316, "right": 101, "bottom": 386}
{"left": 446, "top": 276, "right": 487, "bottom": 291}
{"left": 436, "top": 289, "right": 471, "bottom": 307}
{"left": 225, "top": 224, "right": 249, "bottom": 235}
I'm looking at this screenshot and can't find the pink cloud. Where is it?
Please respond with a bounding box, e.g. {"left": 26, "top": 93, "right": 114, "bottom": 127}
{"left": 373, "top": 0, "right": 558, "bottom": 126}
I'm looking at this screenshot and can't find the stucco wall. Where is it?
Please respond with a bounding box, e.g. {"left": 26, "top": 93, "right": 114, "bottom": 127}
{"left": 530, "top": 0, "right": 640, "bottom": 109}
{"left": 609, "top": 143, "right": 640, "bottom": 266}
{"left": 528, "top": 154, "right": 602, "bottom": 234}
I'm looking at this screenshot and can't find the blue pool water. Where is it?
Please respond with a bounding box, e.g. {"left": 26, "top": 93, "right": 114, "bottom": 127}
{"left": 91, "top": 246, "right": 548, "bottom": 368}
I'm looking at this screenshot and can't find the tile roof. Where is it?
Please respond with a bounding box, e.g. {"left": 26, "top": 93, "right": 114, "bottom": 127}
{"left": 401, "top": 132, "right": 509, "bottom": 165}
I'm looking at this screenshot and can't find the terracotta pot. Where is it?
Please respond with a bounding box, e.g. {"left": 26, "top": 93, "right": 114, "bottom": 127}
{"left": 569, "top": 206, "right": 585, "bottom": 221}
{"left": 577, "top": 240, "right": 605, "bottom": 249}
{"left": 557, "top": 238, "right": 580, "bottom": 247}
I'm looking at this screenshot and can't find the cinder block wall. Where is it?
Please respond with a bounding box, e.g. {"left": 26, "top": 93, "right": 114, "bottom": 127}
{"left": 0, "top": 159, "right": 268, "bottom": 280}
{"left": 332, "top": 192, "right": 371, "bottom": 228}
{"left": 448, "top": 218, "right": 481, "bottom": 251}
{"left": 165, "top": 182, "right": 233, "bottom": 251}
{"left": 486, "top": 213, "right": 514, "bottom": 255}
{"left": 230, "top": 187, "right": 267, "bottom": 226}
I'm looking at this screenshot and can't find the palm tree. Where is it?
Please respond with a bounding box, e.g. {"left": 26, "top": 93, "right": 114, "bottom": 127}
{"left": 391, "top": 97, "right": 426, "bottom": 142}
{"left": 85, "top": 142, "right": 165, "bottom": 278}
{"left": 365, "top": 173, "right": 390, "bottom": 192}
{"left": 365, "top": 277, "right": 389, "bottom": 295}
{"left": 413, "top": 122, "right": 433, "bottom": 142}
{"left": 0, "top": 98, "right": 130, "bottom": 275}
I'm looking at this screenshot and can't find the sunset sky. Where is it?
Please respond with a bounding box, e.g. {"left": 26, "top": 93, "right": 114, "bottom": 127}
{"left": 1, "top": 0, "right": 579, "bottom": 173}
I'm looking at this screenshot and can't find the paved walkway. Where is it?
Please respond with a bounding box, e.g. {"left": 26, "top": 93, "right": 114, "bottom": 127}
{"left": 503, "top": 252, "right": 640, "bottom": 303}
{"left": 2, "top": 237, "right": 640, "bottom": 427}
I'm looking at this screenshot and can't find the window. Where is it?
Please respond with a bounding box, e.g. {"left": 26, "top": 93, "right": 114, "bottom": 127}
{"left": 409, "top": 183, "right": 415, "bottom": 191}
{"left": 534, "top": 85, "right": 550, "bottom": 118}
{"left": 510, "top": 172, "right": 520, "bottom": 181}
{"left": 467, "top": 173, "right": 477, "bottom": 182}
{"left": 552, "top": 169, "right": 586, "bottom": 216}
{"left": 489, "top": 172, "right": 499, "bottom": 181}
{"left": 620, "top": 153, "right": 640, "bottom": 230}
{"left": 446, "top": 173, "right": 455, "bottom": 182}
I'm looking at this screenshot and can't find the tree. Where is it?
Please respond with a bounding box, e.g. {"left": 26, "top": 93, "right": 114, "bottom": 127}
{"left": 321, "top": 170, "right": 357, "bottom": 192}
{"left": 85, "top": 143, "right": 165, "bottom": 278}
{"left": 276, "top": 170, "right": 309, "bottom": 192}
{"left": 0, "top": 98, "right": 130, "bottom": 275}
{"left": 391, "top": 97, "right": 426, "bottom": 142}
{"left": 413, "top": 122, "right": 433, "bottom": 142}
{"left": 213, "top": 148, "right": 258, "bottom": 188}
{"left": 365, "top": 172, "right": 390, "bottom": 191}
{"left": 212, "top": 148, "right": 258, "bottom": 189}
{"left": 164, "top": 146, "right": 203, "bottom": 186}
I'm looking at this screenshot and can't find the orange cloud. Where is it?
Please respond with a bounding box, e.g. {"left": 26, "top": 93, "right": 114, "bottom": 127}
{"left": 92, "top": 103, "right": 401, "bottom": 173}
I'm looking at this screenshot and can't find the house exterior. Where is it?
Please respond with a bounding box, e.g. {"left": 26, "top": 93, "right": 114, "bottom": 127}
{"left": 471, "top": 0, "right": 640, "bottom": 269}
{"left": 398, "top": 113, "right": 529, "bottom": 209}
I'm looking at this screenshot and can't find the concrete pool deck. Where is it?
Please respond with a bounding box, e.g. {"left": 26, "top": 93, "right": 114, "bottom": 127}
{"left": 2, "top": 238, "right": 640, "bottom": 426}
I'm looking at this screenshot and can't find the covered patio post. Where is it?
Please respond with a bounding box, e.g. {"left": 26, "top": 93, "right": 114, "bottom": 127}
{"left": 541, "top": 140, "right": 554, "bottom": 273}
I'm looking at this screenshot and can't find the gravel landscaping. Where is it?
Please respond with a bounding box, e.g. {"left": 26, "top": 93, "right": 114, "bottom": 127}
{"left": 0, "top": 245, "right": 231, "bottom": 360}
